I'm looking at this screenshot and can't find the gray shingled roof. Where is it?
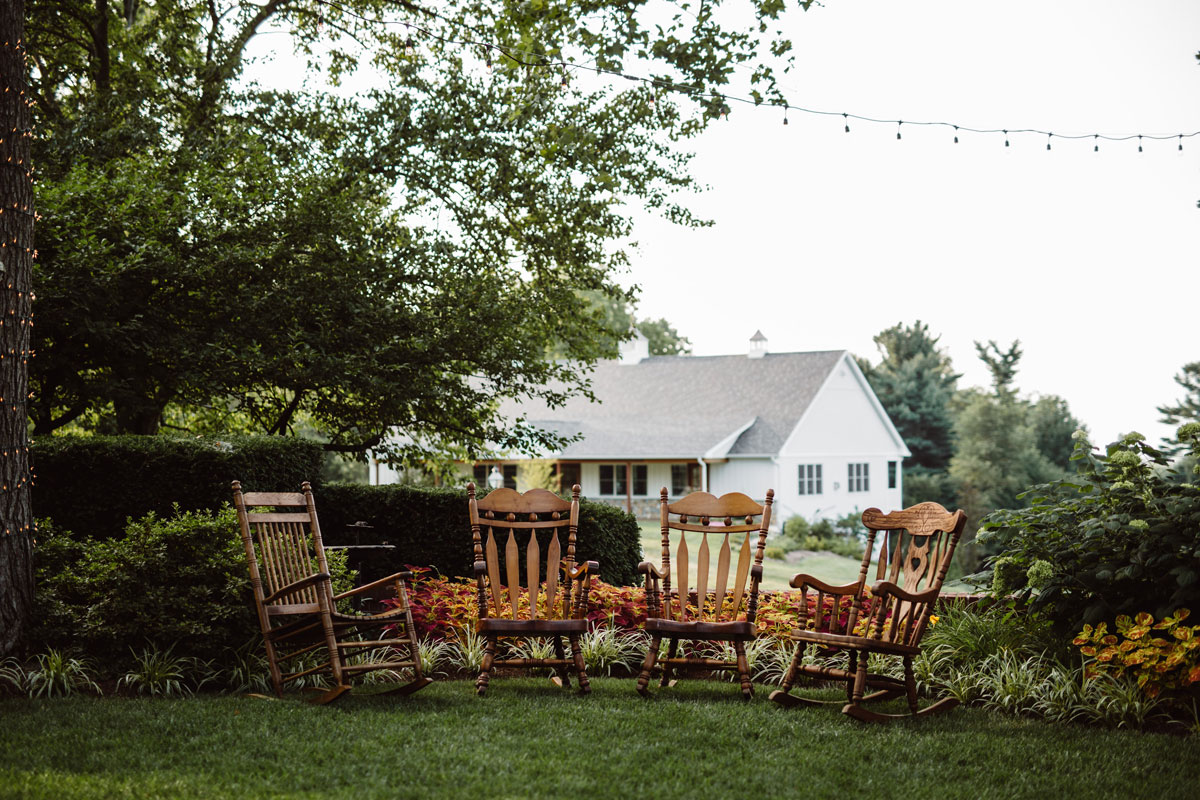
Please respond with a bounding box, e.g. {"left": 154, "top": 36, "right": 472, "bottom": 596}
{"left": 501, "top": 350, "right": 846, "bottom": 458}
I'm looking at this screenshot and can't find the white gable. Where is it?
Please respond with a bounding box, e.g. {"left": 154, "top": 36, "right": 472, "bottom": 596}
{"left": 780, "top": 353, "right": 908, "bottom": 458}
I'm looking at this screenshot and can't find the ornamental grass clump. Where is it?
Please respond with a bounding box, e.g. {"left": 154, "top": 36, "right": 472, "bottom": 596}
{"left": 118, "top": 643, "right": 204, "bottom": 697}
{"left": 25, "top": 650, "right": 101, "bottom": 699}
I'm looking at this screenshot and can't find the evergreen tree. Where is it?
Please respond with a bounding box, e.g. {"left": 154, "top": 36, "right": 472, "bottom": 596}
{"left": 858, "top": 321, "right": 959, "bottom": 471}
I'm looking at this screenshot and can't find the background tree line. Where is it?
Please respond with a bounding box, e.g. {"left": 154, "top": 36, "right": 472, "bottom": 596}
{"left": 858, "top": 322, "right": 1200, "bottom": 575}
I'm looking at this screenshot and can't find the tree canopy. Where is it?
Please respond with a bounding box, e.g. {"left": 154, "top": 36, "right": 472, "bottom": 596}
{"left": 948, "top": 340, "right": 1084, "bottom": 573}
{"left": 28, "top": 0, "right": 809, "bottom": 462}
{"left": 638, "top": 317, "right": 693, "bottom": 356}
{"left": 1159, "top": 361, "right": 1200, "bottom": 426}
{"left": 858, "top": 321, "right": 959, "bottom": 471}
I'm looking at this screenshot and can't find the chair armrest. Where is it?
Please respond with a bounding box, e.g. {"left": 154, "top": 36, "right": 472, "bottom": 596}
{"left": 332, "top": 571, "right": 414, "bottom": 600}
{"left": 564, "top": 560, "right": 600, "bottom": 580}
{"left": 789, "top": 573, "right": 862, "bottom": 594}
{"left": 869, "top": 580, "right": 940, "bottom": 605}
{"left": 263, "top": 573, "right": 330, "bottom": 604}
{"left": 638, "top": 560, "right": 663, "bottom": 579}
{"left": 474, "top": 560, "right": 488, "bottom": 576}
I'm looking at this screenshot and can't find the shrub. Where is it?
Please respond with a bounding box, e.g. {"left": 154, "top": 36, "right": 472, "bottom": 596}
{"left": 1072, "top": 609, "right": 1200, "bottom": 699}
{"left": 979, "top": 426, "right": 1200, "bottom": 628}
{"left": 32, "top": 506, "right": 355, "bottom": 667}
{"left": 32, "top": 434, "right": 325, "bottom": 540}
{"left": 776, "top": 512, "right": 865, "bottom": 559}
{"left": 316, "top": 483, "right": 642, "bottom": 585}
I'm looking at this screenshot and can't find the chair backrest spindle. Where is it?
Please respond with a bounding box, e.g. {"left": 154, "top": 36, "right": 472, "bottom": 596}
{"left": 234, "top": 483, "right": 328, "bottom": 608}
{"left": 859, "top": 502, "right": 967, "bottom": 647}
{"left": 469, "top": 484, "right": 581, "bottom": 621}
{"left": 657, "top": 488, "right": 774, "bottom": 624}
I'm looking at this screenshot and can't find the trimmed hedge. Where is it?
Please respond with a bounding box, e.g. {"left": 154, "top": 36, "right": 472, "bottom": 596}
{"left": 31, "top": 435, "right": 643, "bottom": 585}
{"left": 318, "top": 484, "right": 642, "bottom": 586}
{"left": 32, "top": 435, "right": 326, "bottom": 540}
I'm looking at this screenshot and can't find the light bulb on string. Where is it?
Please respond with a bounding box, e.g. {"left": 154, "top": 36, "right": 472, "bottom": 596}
{"left": 953, "top": 125, "right": 958, "bottom": 144}
{"left": 1094, "top": 135, "right": 1099, "bottom": 152}
{"left": 1004, "top": 130, "right": 1009, "bottom": 147}
{"left": 782, "top": 106, "right": 788, "bottom": 125}
{"left": 896, "top": 121, "right": 902, "bottom": 140}
{"left": 1138, "top": 135, "right": 1143, "bottom": 153}
{"left": 1179, "top": 135, "right": 1184, "bottom": 152}
{"left": 1047, "top": 133, "right": 1052, "bottom": 151}
{"left": 843, "top": 113, "right": 849, "bottom": 133}
{"left": 404, "top": 36, "right": 416, "bottom": 57}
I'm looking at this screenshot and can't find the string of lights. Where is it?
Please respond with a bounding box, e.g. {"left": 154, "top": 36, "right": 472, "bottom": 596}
{"left": 312, "top": 0, "right": 1199, "bottom": 151}
{"left": 0, "top": 35, "right": 34, "bottom": 539}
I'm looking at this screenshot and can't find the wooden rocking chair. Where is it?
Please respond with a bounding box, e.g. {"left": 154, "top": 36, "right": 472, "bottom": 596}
{"left": 635, "top": 488, "right": 774, "bottom": 699}
{"left": 769, "top": 501, "right": 967, "bottom": 721}
{"left": 232, "top": 480, "right": 432, "bottom": 704}
{"left": 469, "top": 483, "right": 598, "bottom": 696}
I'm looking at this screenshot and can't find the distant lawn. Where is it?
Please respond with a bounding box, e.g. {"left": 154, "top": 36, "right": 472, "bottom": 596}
{"left": 637, "top": 522, "right": 862, "bottom": 591}
{"left": 2, "top": 680, "right": 1197, "bottom": 799}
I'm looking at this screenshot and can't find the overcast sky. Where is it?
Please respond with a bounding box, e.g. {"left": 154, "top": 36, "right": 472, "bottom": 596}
{"left": 624, "top": 0, "right": 1199, "bottom": 449}
{"left": 252, "top": 0, "right": 1198, "bottom": 449}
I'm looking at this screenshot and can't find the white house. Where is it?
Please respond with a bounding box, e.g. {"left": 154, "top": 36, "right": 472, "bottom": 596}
{"left": 375, "top": 332, "right": 910, "bottom": 527}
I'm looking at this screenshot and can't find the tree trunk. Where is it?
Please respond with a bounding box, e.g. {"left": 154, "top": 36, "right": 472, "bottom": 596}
{"left": 0, "top": 0, "right": 35, "bottom": 657}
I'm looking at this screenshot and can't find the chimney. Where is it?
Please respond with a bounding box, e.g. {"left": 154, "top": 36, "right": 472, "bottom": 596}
{"left": 619, "top": 329, "right": 650, "bottom": 364}
{"left": 748, "top": 330, "right": 768, "bottom": 359}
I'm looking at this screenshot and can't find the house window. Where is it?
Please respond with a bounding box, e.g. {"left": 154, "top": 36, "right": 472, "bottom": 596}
{"left": 558, "top": 462, "right": 581, "bottom": 493}
{"left": 848, "top": 463, "right": 869, "bottom": 493}
{"left": 797, "top": 464, "right": 823, "bottom": 495}
{"left": 671, "top": 464, "right": 688, "bottom": 496}
{"left": 599, "top": 464, "right": 626, "bottom": 496}
{"left": 671, "top": 463, "right": 703, "bottom": 495}
{"left": 503, "top": 465, "right": 517, "bottom": 489}
{"left": 473, "top": 464, "right": 488, "bottom": 486}
{"left": 888, "top": 461, "right": 897, "bottom": 489}
{"left": 600, "top": 464, "right": 646, "bottom": 496}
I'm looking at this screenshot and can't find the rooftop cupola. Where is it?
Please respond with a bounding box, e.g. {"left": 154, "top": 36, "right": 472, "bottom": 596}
{"left": 748, "top": 330, "right": 768, "bottom": 359}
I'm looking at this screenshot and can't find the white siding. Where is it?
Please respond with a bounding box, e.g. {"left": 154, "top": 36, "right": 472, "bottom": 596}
{"left": 774, "top": 354, "right": 907, "bottom": 525}
{"left": 708, "top": 458, "right": 776, "bottom": 502}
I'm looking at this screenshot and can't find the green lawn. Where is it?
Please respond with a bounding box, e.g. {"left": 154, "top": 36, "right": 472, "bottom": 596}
{"left": 2, "top": 680, "right": 1197, "bottom": 799}
{"left": 638, "top": 522, "right": 863, "bottom": 592}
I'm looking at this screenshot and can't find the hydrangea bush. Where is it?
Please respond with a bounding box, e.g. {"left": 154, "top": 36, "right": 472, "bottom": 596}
{"left": 980, "top": 424, "right": 1200, "bottom": 628}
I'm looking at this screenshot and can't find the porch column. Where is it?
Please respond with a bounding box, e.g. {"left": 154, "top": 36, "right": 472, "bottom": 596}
{"left": 625, "top": 461, "right": 633, "bottom": 514}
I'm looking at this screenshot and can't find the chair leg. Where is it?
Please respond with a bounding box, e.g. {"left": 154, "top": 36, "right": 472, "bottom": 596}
{"left": 734, "top": 639, "right": 753, "bottom": 699}
{"left": 660, "top": 639, "right": 679, "bottom": 687}
{"left": 904, "top": 657, "right": 918, "bottom": 715}
{"left": 636, "top": 635, "right": 661, "bottom": 697}
{"left": 851, "top": 650, "right": 868, "bottom": 704}
{"left": 567, "top": 634, "right": 591, "bottom": 694}
{"left": 262, "top": 636, "right": 285, "bottom": 698}
{"left": 476, "top": 637, "right": 497, "bottom": 696}
{"left": 846, "top": 651, "right": 859, "bottom": 702}
{"left": 769, "top": 642, "right": 803, "bottom": 706}
{"left": 550, "top": 636, "right": 572, "bottom": 688}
